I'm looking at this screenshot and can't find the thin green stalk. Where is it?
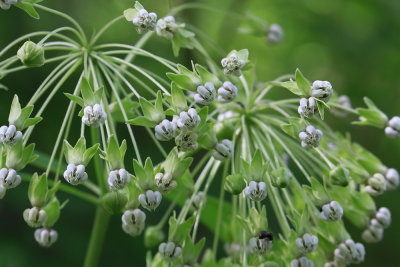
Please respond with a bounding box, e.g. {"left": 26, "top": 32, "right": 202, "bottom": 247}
{"left": 91, "top": 127, "right": 106, "bottom": 194}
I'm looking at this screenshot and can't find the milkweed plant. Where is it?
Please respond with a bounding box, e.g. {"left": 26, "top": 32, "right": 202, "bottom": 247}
{"left": 0, "top": 1, "right": 399, "bottom": 267}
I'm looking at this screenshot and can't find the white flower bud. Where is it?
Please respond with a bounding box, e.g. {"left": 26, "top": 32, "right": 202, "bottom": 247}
{"left": 320, "top": 201, "right": 343, "bottom": 222}
{"left": 334, "top": 239, "right": 365, "bottom": 264}
{"left": 155, "top": 119, "right": 177, "bottom": 141}
{"left": 385, "top": 116, "right": 400, "bottom": 138}
{"left": 221, "top": 53, "right": 246, "bottom": 76}
{"left": 267, "top": 24, "right": 284, "bottom": 45}
{"left": 108, "top": 169, "right": 130, "bottom": 190}
{"left": 291, "top": 257, "right": 314, "bottom": 267}
{"left": 249, "top": 231, "right": 273, "bottom": 255}
{"left": 296, "top": 233, "right": 318, "bottom": 255}
{"left": 34, "top": 228, "right": 58, "bottom": 248}
{"left": 371, "top": 207, "right": 391, "bottom": 229}
{"left": 194, "top": 82, "right": 216, "bottom": 105}
{"left": 63, "top": 163, "right": 88, "bottom": 185}
{"left": 298, "top": 97, "right": 316, "bottom": 118}
{"left": 385, "top": 168, "right": 399, "bottom": 190}
{"left": 0, "top": 125, "right": 23, "bottom": 146}
{"left": 299, "top": 125, "right": 323, "bottom": 148}
{"left": 0, "top": 168, "right": 21, "bottom": 189}
{"left": 121, "top": 209, "right": 146, "bottom": 237}
{"left": 362, "top": 224, "right": 383, "bottom": 243}
{"left": 185, "top": 191, "right": 205, "bottom": 210}
{"left": 155, "top": 172, "right": 177, "bottom": 194}
{"left": 139, "top": 190, "right": 162, "bottom": 211}
{"left": 218, "top": 81, "right": 238, "bottom": 103}
{"left": 156, "top": 16, "right": 178, "bottom": 39}
{"left": 159, "top": 242, "right": 182, "bottom": 262}
{"left": 132, "top": 8, "right": 157, "bottom": 34}
{"left": 0, "top": 0, "right": 18, "bottom": 10}
{"left": 0, "top": 184, "right": 6, "bottom": 199}
{"left": 176, "top": 108, "right": 201, "bottom": 131}
{"left": 364, "top": 173, "right": 386, "bottom": 196}
{"left": 311, "top": 80, "right": 333, "bottom": 103}
{"left": 82, "top": 104, "right": 107, "bottom": 128}
{"left": 23, "top": 207, "right": 47, "bottom": 228}
{"left": 213, "top": 139, "right": 233, "bottom": 161}
{"left": 175, "top": 131, "right": 198, "bottom": 152}
{"left": 243, "top": 181, "right": 267, "bottom": 201}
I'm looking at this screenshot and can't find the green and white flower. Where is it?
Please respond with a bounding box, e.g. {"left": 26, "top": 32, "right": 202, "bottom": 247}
{"left": 23, "top": 207, "right": 47, "bottom": 228}
{"left": 194, "top": 82, "right": 216, "bottom": 105}
{"left": 311, "top": 80, "right": 333, "bottom": 103}
{"left": 156, "top": 16, "right": 178, "bottom": 39}
{"left": 299, "top": 125, "right": 323, "bottom": 148}
{"left": 217, "top": 81, "right": 238, "bottom": 103}
{"left": 243, "top": 181, "right": 267, "bottom": 201}
{"left": 139, "top": 190, "right": 162, "bottom": 211}
{"left": 0, "top": 125, "right": 22, "bottom": 146}
{"left": 385, "top": 116, "right": 400, "bottom": 138}
{"left": 122, "top": 209, "right": 146, "bottom": 237}
{"left": 320, "top": 201, "right": 343, "bottom": 222}
{"left": 159, "top": 242, "right": 182, "bottom": 262}
{"left": 34, "top": 228, "right": 58, "bottom": 248}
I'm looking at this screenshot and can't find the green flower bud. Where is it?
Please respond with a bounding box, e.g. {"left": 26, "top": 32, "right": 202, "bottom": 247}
{"left": 17, "top": 41, "right": 45, "bottom": 67}
{"left": 102, "top": 191, "right": 128, "bottom": 214}
{"left": 28, "top": 173, "right": 48, "bottom": 207}
{"left": 224, "top": 174, "right": 246, "bottom": 195}
{"left": 329, "top": 166, "right": 350, "bottom": 187}
{"left": 270, "top": 167, "right": 290, "bottom": 188}
{"left": 144, "top": 226, "right": 165, "bottom": 248}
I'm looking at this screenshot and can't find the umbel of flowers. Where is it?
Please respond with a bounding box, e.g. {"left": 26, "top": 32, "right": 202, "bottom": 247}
{"left": 0, "top": 1, "right": 399, "bottom": 266}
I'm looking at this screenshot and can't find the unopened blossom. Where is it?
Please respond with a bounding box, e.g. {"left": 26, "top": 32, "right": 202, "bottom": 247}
{"left": 139, "top": 190, "right": 162, "bottom": 211}
{"left": 0, "top": 168, "right": 21, "bottom": 189}
{"left": 108, "top": 169, "right": 130, "bottom": 190}
{"left": 132, "top": 9, "right": 157, "bottom": 33}
{"left": 156, "top": 16, "right": 178, "bottom": 39}
{"left": 34, "top": 228, "right": 58, "bottom": 247}
{"left": 175, "top": 131, "right": 198, "bottom": 152}
{"left": 0, "top": 0, "right": 17, "bottom": 10}
{"left": 299, "top": 125, "right": 323, "bottom": 148}
{"left": 155, "top": 119, "right": 176, "bottom": 141}
{"left": 362, "top": 224, "right": 383, "bottom": 243}
{"left": 249, "top": 231, "right": 273, "bottom": 255}
{"left": 385, "top": 116, "right": 400, "bottom": 138}
{"left": 334, "top": 239, "right": 365, "bottom": 264}
{"left": 159, "top": 242, "right": 182, "bottom": 262}
{"left": 364, "top": 173, "right": 386, "bottom": 196}
{"left": 213, "top": 139, "right": 233, "bottom": 161}
{"left": 291, "top": 257, "right": 314, "bottom": 267}
{"left": 298, "top": 97, "right": 316, "bottom": 118}
{"left": 371, "top": 207, "right": 391, "bottom": 229}
{"left": 311, "top": 80, "right": 333, "bottom": 103}
{"left": 63, "top": 164, "right": 88, "bottom": 185}
{"left": 0, "top": 125, "right": 22, "bottom": 146}
{"left": 176, "top": 108, "right": 200, "bottom": 131}
{"left": 243, "top": 181, "right": 267, "bottom": 201}
{"left": 218, "top": 81, "right": 238, "bottom": 103}
{"left": 296, "top": 233, "right": 318, "bottom": 255}
{"left": 121, "top": 209, "right": 146, "bottom": 237}
{"left": 221, "top": 53, "right": 246, "bottom": 76}
{"left": 385, "top": 168, "right": 399, "bottom": 190}
{"left": 320, "top": 201, "right": 343, "bottom": 222}
{"left": 194, "top": 82, "right": 216, "bottom": 105}
{"left": 267, "top": 24, "right": 284, "bottom": 45}
{"left": 155, "top": 172, "right": 177, "bottom": 193}
{"left": 23, "top": 207, "right": 47, "bottom": 228}
{"left": 82, "top": 104, "right": 107, "bottom": 128}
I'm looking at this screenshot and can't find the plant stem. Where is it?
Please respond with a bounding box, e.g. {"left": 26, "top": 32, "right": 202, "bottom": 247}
{"left": 83, "top": 206, "right": 110, "bottom": 267}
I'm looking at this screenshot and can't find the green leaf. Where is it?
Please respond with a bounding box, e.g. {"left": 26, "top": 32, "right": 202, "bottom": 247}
{"left": 8, "top": 95, "right": 22, "bottom": 124}
{"left": 269, "top": 81, "right": 304, "bottom": 96}
{"left": 171, "top": 83, "right": 187, "bottom": 113}
{"left": 168, "top": 213, "right": 195, "bottom": 244}
{"left": 182, "top": 236, "right": 205, "bottom": 265}
{"left": 167, "top": 73, "right": 196, "bottom": 91}
{"left": 43, "top": 197, "right": 60, "bottom": 227}
{"left": 316, "top": 100, "right": 325, "bottom": 120}
{"left": 295, "top": 69, "right": 312, "bottom": 97}
{"left": 80, "top": 77, "right": 95, "bottom": 106}
{"left": 195, "top": 64, "right": 221, "bottom": 87}
{"left": 15, "top": 2, "right": 40, "bottom": 19}
{"left": 127, "top": 116, "right": 157, "bottom": 127}
{"left": 352, "top": 97, "right": 388, "bottom": 128}
{"left": 28, "top": 173, "right": 48, "bottom": 207}
{"left": 104, "top": 135, "right": 125, "bottom": 170}
{"left": 83, "top": 144, "right": 99, "bottom": 166}
{"left": 133, "top": 158, "right": 155, "bottom": 191}
{"left": 65, "top": 93, "right": 84, "bottom": 107}
{"left": 139, "top": 95, "right": 164, "bottom": 123}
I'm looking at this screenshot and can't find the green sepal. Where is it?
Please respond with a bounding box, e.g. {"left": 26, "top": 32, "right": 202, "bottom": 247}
{"left": 295, "top": 69, "right": 312, "bottom": 97}
{"left": 270, "top": 167, "right": 290, "bottom": 188}
{"left": 133, "top": 157, "right": 155, "bottom": 191}
{"left": 6, "top": 141, "right": 38, "bottom": 171}
{"left": 166, "top": 64, "right": 201, "bottom": 91}
{"left": 80, "top": 77, "right": 104, "bottom": 107}
{"left": 64, "top": 137, "right": 99, "bottom": 166}
{"left": 168, "top": 212, "right": 195, "bottom": 244}
{"left": 176, "top": 171, "right": 194, "bottom": 195}
{"left": 169, "top": 82, "right": 188, "bottom": 113}
{"left": 17, "top": 41, "right": 44, "bottom": 67}
{"left": 8, "top": 95, "right": 42, "bottom": 131}
{"left": 315, "top": 98, "right": 330, "bottom": 120}
{"left": 64, "top": 93, "right": 84, "bottom": 107}
{"left": 109, "top": 97, "right": 139, "bottom": 123}
{"left": 162, "top": 147, "right": 193, "bottom": 179}
{"left": 352, "top": 97, "right": 388, "bottom": 128}
{"left": 195, "top": 64, "right": 222, "bottom": 88}
{"left": 124, "top": 180, "right": 141, "bottom": 210}
{"left": 27, "top": 172, "right": 48, "bottom": 207}
{"left": 224, "top": 174, "right": 246, "bottom": 195}
{"left": 15, "top": 0, "right": 42, "bottom": 19}
{"left": 236, "top": 206, "right": 268, "bottom": 236}
{"left": 100, "top": 135, "right": 126, "bottom": 170}
{"left": 123, "top": 8, "right": 138, "bottom": 21}
{"left": 128, "top": 91, "right": 165, "bottom": 126}
{"left": 241, "top": 150, "right": 267, "bottom": 182}
{"left": 102, "top": 191, "right": 128, "bottom": 215}
{"left": 42, "top": 197, "right": 60, "bottom": 227}
{"left": 303, "top": 177, "right": 331, "bottom": 206}
{"left": 329, "top": 166, "right": 349, "bottom": 187}
{"left": 182, "top": 236, "right": 206, "bottom": 266}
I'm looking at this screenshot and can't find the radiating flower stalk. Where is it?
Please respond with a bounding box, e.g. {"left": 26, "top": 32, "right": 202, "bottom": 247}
{"left": 0, "top": 1, "right": 399, "bottom": 267}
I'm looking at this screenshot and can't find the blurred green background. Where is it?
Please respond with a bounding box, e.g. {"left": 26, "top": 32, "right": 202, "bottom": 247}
{"left": 1, "top": 0, "right": 399, "bottom": 266}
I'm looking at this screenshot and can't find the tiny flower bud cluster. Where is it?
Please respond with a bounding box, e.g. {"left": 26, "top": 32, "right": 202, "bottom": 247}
{"left": 217, "top": 81, "right": 238, "bottom": 103}
{"left": 194, "top": 82, "right": 216, "bottom": 105}
{"left": 82, "top": 104, "right": 107, "bottom": 128}
{"left": 298, "top": 97, "right": 316, "bottom": 118}
{"left": 243, "top": 181, "right": 267, "bottom": 201}
{"left": 23, "top": 207, "right": 47, "bottom": 228}
{"left": 108, "top": 169, "right": 130, "bottom": 190}
{"left": 139, "top": 190, "right": 162, "bottom": 211}
{"left": 64, "top": 164, "right": 88, "bottom": 185}
{"left": 296, "top": 233, "right": 318, "bottom": 255}
{"left": 173, "top": 108, "right": 201, "bottom": 152}
{"left": 221, "top": 53, "right": 246, "bottom": 76}
{"left": 0, "top": 168, "right": 21, "bottom": 189}
{"left": 122, "top": 209, "right": 146, "bottom": 237}
{"left": 362, "top": 207, "right": 391, "bottom": 243}
{"left": 320, "top": 201, "right": 343, "bottom": 222}
{"left": 299, "top": 125, "right": 323, "bottom": 148}
{"left": 155, "top": 172, "right": 177, "bottom": 194}
{"left": 155, "top": 119, "right": 177, "bottom": 141}
{"left": 156, "top": 16, "right": 178, "bottom": 39}
{"left": 34, "top": 228, "right": 58, "bottom": 248}
{"left": 333, "top": 239, "right": 365, "bottom": 265}
{"left": 267, "top": 24, "right": 284, "bottom": 45}
{"left": 311, "top": 80, "right": 333, "bottom": 103}
{"left": 385, "top": 116, "right": 400, "bottom": 138}
{"left": 213, "top": 139, "right": 233, "bottom": 161}
{"left": 132, "top": 9, "right": 157, "bottom": 33}
{"left": 0, "top": 125, "right": 22, "bottom": 146}
{"left": 364, "top": 173, "right": 386, "bottom": 196}
{"left": 248, "top": 231, "right": 273, "bottom": 255}
{"left": 185, "top": 191, "right": 205, "bottom": 210}
{"left": 159, "top": 242, "right": 182, "bottom": 262}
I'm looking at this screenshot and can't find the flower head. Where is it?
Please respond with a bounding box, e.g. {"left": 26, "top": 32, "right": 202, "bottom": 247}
{"left": 362, "top": 224, "right": 383, "bottom": 243}
{"left": 311, "top": 80, "right": 333, "bottom": 102}
{"left": 299, "top": 125, "right": 323, "bottom": 148}
{"left": 139, "top": 190, "right": 162, "bottom": 211}
{"left": 23, "top": 207, "right": 47, "bottom": 228}
{"left": 34, "top": 228, "right": 58, "bottom": 247}
{"left": 63, "top": 164, "right": 88, "bottom": 185}
{"left": 132, "top": 8, "right": 157, "bottom": 33}
{"left": 267, "top": 24, "right": 284, "bottom": 45}
{"left": 175, "top": 131, "right": 198, "bottom": 152}
{"left": 0, "top": 0, "right": 18, "bottom": 10}
{"left": 108, "top": 169, "right": 131, "bottom": 190}
{"left": 0, "top": 125, "right": 23, "bottom": 146}
{"left": 334, "top": 239, "right": 365, "bottom": 264}
{"left": 296, "top": 233, "right": 318, "bottom": 255}
{"left": 371, "top": 207, "right": 391, "bottom": 229}
{"left": 155, "top": 119, "right": 177, "bottom": 141}
{"left": 385, "top": 168, "right": 399, "bottom": 190}
{"left": 249, "top": 231, "right": 273, "bottom": 255}
{"left": 176, "top": 108, "right": 201, "bottom": 131}
{"left": 159, "top": 242, "right": 182, "bottom": 262}
{"left": 218, "top": 81, "right": 238, "bottom": 103}
{"left": 291, "top": 257, "right": 314, "bottom": 267}
{"left": 82, "top": 104, "right": 107, "bottom": 128}
{"left": 122, "top": 209, "right": 146, "bottom": 237}
{"left": 221, "top": 53, "right": 246, "bottom": 76}
{"left": 243, "top": 181, "right": 267, "bottom": 201}
{"left": 0, "top": 168, "right": 21, "bottom": 189}
{"left": 213, "top": 139, "right": 233, "bottom": 161}
{"left": 385, "top": 116, "right": 400, "bottom": 138}
{"left": 364, "top": 173, "right": 386, "bottom": 196}
{"left": 320, "top": 201, "right": 343, "bottom": 222}
{"left": 155, "top": 172, "right": 177, "bottom": 194}
{"left": 194, "top": 82, "right": 216, "bottom": 105}
{"left": 298, "top": 97, "right": 316, "bottom": 118}
{"left": 156, "top": 16, "right": 178, "bottom": 39}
